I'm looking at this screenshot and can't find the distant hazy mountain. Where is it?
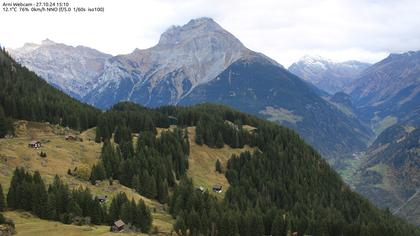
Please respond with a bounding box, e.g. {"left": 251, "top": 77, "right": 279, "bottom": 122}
{"left": 8, "top": 39, "right": 111, "bottom": 99}
{"left": 348, "top": 51, "right": 420, "bottom": 133}
{"left": 289, "top": 55, "right": 370, "bottom": 94}
{"left": 9, "top": 17, "right": 373, "bottom": 160}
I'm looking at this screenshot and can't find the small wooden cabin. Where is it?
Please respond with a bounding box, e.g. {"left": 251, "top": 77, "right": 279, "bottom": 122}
{"left": 65, "top": 135, "right": 77, "bottom": 141}
{"left": 112, "top": 219, "right": 125, "bottom": 232}
{"left": 97, "top": 195, "right": 108, "bottom": 203}
{"left": 28, "top": 141, "right": 41, "bottom": 148}
{"left": 212, "top": 184, "right": 223, "bottom": 193}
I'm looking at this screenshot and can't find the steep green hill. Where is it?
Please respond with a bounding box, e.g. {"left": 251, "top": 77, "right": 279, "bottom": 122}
{"left": 180, "top": 57, "right": 373, "bottom": 160}
{"left": 0, "top": 48, "right": 100, "bottom": 135}
{"left": 94, "top": 102, "right": 419, "bottom": 236}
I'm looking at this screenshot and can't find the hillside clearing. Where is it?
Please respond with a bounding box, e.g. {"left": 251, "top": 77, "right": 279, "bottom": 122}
{"left": 3, "top": 211, "right": 147, "bottom": 236}
{"left": 0, "top": 121, "right": 173, "bottom": 234}
{"left": 186, "top": 127, "right": 255, "bottom": 196}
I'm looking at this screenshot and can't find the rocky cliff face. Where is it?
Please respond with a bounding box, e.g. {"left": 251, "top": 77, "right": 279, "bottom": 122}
{"left": 289, "top": 55, "right": 370, "bottom": 94}
{"left": 8, "top": 39, "right": 111, "bottom": 99}
{"left": 84, "top": 17, "right": 276, "bottom": 108}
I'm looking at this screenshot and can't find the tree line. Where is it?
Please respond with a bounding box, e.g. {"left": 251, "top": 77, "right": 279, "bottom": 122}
{"left": 160, "top": 104, "right": 420, "bottom": 236}
{"left": 93, "top": 104, "right": 189, "bottom": 203}
{"left": 91, "top": 128, "right": 189, "bottom": 203}
{"left": 4, "top": 167, "right": 152, "bottom": 233}
{"left": 0, "top": 48, "right": 99, "bottom": 135}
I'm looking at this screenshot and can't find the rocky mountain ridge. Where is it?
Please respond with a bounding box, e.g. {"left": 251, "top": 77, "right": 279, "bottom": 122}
{"left": 289, "top": 55, "right": 370, "bottom": 94}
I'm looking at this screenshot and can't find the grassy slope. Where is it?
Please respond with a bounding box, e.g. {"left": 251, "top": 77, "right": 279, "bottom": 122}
{"left": 3, "top": 211, "right": 146, "bottom": 236}
{"left": 0, "top": 121, "right": 172, "bottom": 235}
{"left": 1, "top": 121, "right": 254, "bottom": 234}
{"left": 186, "top": 127, "right": 254, "bottom": 196}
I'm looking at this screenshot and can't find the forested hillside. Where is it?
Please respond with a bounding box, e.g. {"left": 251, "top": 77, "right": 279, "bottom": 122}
{"left": 0, "top": 49, "right": 418, "bottom": 235}
{"left": 180, "top": 57, "right": 373, "bottom": 160}
{"left": 0, "top": 48, "right": 99, "bottom": 136}
{"left": 94, "top": 103, "right": 419, "bottom": 236}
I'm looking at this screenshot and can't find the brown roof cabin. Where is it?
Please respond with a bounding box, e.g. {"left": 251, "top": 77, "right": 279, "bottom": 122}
{"left": 112, "top": 219, "right": 125, "bottom": 232}
{"left": 28, "top": 140, "right": 41, "bottom": 148}
{"left": 65, "top": 135, "right": 77, "bottom": 141}
{"left": 212, "top": 184, "right": 223, "bottom": 193}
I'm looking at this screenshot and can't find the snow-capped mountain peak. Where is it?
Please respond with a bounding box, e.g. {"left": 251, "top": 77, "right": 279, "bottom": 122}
{"left": 289, "top": 55, "right": 371, "bottom": 94}
{"left": 41, "top": 38, "right": 56, "bottom": 45}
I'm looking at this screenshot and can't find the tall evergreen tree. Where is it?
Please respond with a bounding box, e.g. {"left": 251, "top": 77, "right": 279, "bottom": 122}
{"left": 0, "top": 106, "right": 13, "bottom": 138}
{"left": 215, "top": 159, "right": 222, "bottom": 173}
{"left": 215, "top": 132, "right": 224, "bottom": 148}
{"left": 31, "top": 171, "right": 48, "bottom": 218}
{"left": 0, "top": 184, "right": 5, "bottom": 211}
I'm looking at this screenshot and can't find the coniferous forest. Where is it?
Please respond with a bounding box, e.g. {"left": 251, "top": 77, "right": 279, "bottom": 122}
{"left": 0, "top": 48, "right": 419, "bottom": 235}
{"left": 0, "top": 47, "right": 99, "bottom": 136}
{"left": 5, "top": 167, "right": 152, "bottom": 232}
{"left": 93, "top": 103, "right": 420, "bottom": 236}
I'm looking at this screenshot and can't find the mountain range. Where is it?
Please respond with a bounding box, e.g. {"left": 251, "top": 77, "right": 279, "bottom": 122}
{"left": 348, "top": 51, "right": 420, "bottom": 134}
{"left": 8, "top": 17, "right": 372, "bottom": 161}
{"left": 336, "top": 51, "right": 420, "bottom": 226}
{"left": 1, "top": 46, "right": 419, "bottom": 235}
{"left": 6, "top": 17, "right": 420, "bottom": 226}
{"left": 8, "top": 39, "right": 111, "bottom": 99}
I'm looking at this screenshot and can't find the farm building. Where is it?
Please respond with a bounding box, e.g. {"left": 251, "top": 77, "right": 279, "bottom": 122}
{"left": 97, "top": 195, "right": 108, "bottom": 203}
{"left": 112, "top": 219, "right": 125, "bottom": 232}
{"left": 28, "top": 140, "right": 41, "bottom": 148}
{"left": 65, "top": 135, "right": 77, "bottom": 141}
{"left": 212, "top": 184, "right": 223, "bottom": 193}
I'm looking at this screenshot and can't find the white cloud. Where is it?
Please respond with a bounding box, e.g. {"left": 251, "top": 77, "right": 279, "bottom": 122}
{"left": 1, "top": 0, "right": 419, "bottom": 66}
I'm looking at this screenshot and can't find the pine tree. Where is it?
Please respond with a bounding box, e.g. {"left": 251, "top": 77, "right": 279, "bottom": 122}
{"left": 137, "top": 199, "right": 152, "bottom": 233}
{"left": 272, "top": 212, "right": 287, "bottom": 236}
{"left": 0, "top": 184, "right": 5, "bottom": 211}
{"left": 215, "top": 132, "right": 224, "bottom": 148}
{"left": 0, "top": 106, "right": 13, "bottom": 138}
{"left": 94, "top": 126, "right": 102, "bottom": 143}
{"left": 46, "top": 194, "right": 58, "bottom": 220}
{"left": 32, "top": 171, "right": 48, "bottom": 218}
{"left": 90, "top": 199, "right": 103, "bottom": 225}
{"left": 215, "top": 159, "right": 222, "bottom": 173}
{"left": 7, "top": 168, "right": 22, "bottom": 209}
{"left": 120, "top": 201, "right": 133, "bottom": 225}
{"left": 131, "top": 175, "right": 141, "bottom": 192}
{"left": 90, "top": 162, "right": 107, "bottom": 184}
{"left": 67, "top": 199, "right": 82, "bottom": 217}
{"left": 157, "top": 179, "right": 169, "bottom": 204}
